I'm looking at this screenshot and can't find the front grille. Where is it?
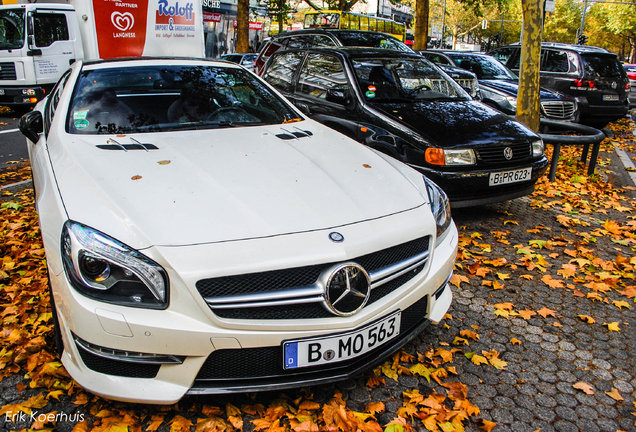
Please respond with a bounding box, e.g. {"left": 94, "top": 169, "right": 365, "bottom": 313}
{"left": 541, "top": 101, "right": 576, "bottom": 119}
{"left": 476, "top": 142, "right": 531, "bottom": 165}
{"left": 193, "top": 295, "right": 429, "bottom": 382}
{"left": 0, "top": 62, "right": 17, "bottom": 80}
{"left": 196, "top": 236, "right": 429, "bottom": 299}
{"left": 213, "top": 263, "right": 425, "bottom": 320}
{"left": 76, "top": 342, "right": 160, "bottom": 378}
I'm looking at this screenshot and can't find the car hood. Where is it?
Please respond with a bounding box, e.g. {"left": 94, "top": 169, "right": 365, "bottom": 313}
{"left": 479, "top": 79, "right": 564, "bottom": 100}
{"left": 368, "top": 100, "right": 538, "bottom": 148}
{"left": 52, "top": 122, "right": 426, "bottom": 248}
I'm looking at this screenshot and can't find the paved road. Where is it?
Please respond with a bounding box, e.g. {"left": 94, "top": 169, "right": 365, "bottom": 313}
{"left": 0, "top": 110, "right": 28, "bottom": 169}
{"left": 0, "top": 114, "right": 635, "bottom": 432}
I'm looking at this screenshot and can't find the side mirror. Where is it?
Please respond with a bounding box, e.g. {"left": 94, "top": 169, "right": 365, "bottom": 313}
{"left": 19, "top": 110, "right": 43, "bottom": 144}
{"left": 326, "top": 88, "right": 349, "bottom": 105}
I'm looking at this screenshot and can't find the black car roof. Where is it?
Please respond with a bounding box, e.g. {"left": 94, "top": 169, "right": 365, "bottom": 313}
{"left": 273, "top": 46, "right": 424, "bottom": 59}
{"left": 499, "top": 42, "right": 615, "bottom": 55}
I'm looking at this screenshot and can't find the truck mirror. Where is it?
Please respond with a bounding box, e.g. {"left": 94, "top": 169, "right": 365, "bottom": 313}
{"left": 19, "top": 111, "right": 44, "bottom": 144}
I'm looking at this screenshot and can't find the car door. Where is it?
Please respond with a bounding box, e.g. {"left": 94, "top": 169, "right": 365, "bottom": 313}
{"left": 30, "top": 10, "right": 78, "bottom": 85}
{"left": 261, "top": 51, "right": 304, "bottom": 98}
{"left": 292, "top": 52, "right": 361, "bottom": 138}
{"left": 539, "top": 49, "right": 577, "bottom": 94}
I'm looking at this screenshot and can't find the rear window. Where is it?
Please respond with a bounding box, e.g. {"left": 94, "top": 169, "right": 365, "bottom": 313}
{"left": 582, "top": 54, "right": 624, "bottom": 78}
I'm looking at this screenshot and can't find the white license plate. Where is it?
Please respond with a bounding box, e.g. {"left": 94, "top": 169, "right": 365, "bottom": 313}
{"left": 283, "top": 311, "right": 401, "bottom": 369}
{"left": 489, "top": 167, "right": 532, "bottom": 186}
{"left": 603, "top": 94, "right": 619, "bottom": 101}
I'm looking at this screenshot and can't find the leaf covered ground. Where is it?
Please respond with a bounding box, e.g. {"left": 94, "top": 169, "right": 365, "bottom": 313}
{"left": 1, "top": 119, "right": 635, "bottom": 432}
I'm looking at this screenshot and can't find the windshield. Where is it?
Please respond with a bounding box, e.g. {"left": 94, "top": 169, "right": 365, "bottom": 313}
{"left": 0, "top": 9, "right": 25, "bottom": 50}
{"left": 582, "top": 54, "right": 625, "bottom": 79}
{"left": 337, "top": 32, "right": 413, "bottom": 52}
{"left": 352, "top": 57, "right": 470, "bottom": 102}
{"left": 67, "top": 65, "right": 301, "bottom": 134}
{"left": 448, "top": 53, "right": 517, "bottom": 80}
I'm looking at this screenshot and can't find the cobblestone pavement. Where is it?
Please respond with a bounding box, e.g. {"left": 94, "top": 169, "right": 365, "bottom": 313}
{"left": 1, "top": 134, "right": 636, "bottom": 432}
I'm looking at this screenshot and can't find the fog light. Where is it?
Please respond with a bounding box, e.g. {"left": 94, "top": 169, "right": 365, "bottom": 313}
{"left": 23, "top": 89, "right": 36, "bottom": 96}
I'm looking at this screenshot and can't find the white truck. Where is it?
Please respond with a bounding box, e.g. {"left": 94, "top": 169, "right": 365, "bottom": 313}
{"left": 0, "top": 0, "right": 205, "bottom": 111}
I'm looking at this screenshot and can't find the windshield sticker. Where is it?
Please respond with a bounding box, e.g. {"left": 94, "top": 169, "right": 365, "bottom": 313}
{"left": 365, "top": 91, "right": 376, "bottom": 98}
{"left": 367, "top": 85, "right": 376, "bottom": 92}
{"left": 217, "top": 73, "right": 236, "bottom": 87}
{"left": 74, "top": 110, "right": 89, "bottom": 120}
{"left": 74, "top": 120, "right": 89, "bottom": 130}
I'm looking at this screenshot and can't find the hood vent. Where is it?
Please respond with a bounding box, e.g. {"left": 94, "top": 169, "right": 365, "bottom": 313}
{"left": 96, "top": 137, "right": 158, "bottom": 151}
{"left": 275, "top": 127, "right": 313, "bottom": 140}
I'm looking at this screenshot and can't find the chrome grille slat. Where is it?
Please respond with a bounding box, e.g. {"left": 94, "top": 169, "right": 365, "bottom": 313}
{"left": 204, "top": 251, "right": 430, "bottom": 309}
{"left": 541, "top": 101, "right": 576, "bottom": 119}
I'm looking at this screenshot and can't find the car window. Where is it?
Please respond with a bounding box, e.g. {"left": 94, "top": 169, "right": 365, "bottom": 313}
{"left": 582, "top": 54, "right": 624, "bottom": 78}
{"left": 334, "top": 31, "right": 413, "bottom": 52}
{"left": 45, "top": 69, "right": 72, "bottom": 133}
{"left": 449, "top": 54, "right": 517, "bottom": 80}
{"left": 33, "top": 12, "right": 69, "bottom": 47}
{"left": 313, "top": 35, "right": 337, "bottom": 47}
{"left": 490, "top": 47, "right": 516, "bottom": 67}
{"left": 263, "top": 51, "right": 303, "bottom": 93}
{"left": 67, "top": 65, "right": 301, "bottom": 134}
{"left": 424, "top": 53, "right": 453, "bottom": 66}
{"left": 297, "top": 54, "right": 350, "bottom": 101}
{"left": 0, "top": 9, "right": 25, "bottom": 50}
{"left": 542, "top": 50, "right": 569, "bottom": 73}
{"left": 287, "top": 35, "right": 313, "bottom": 49}
{"left": 352, "top": 57, "right": 469, "bottom": 101}
{"left": 241, "top": 54, "right": 257, "bottom": 65}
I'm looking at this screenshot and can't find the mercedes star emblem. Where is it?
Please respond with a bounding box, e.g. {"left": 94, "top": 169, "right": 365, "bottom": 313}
{"left": 324, "top": 263, "right": 370, "bottom": 316}
{"left": 503, "top": 147, "right": 513, "bottom": 160}
{"left": 329, "top": 232, "right": 344, "bottom": 243}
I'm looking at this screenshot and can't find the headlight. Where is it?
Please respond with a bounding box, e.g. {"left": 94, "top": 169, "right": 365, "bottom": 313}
{"left": 532, "top": 139, "right": 544, "bottom": 157}
{"left": 505, "top": 96, "right": 518, "bottom": 109}
{"left": 423, "top": 177, "right": 452, "bottom": 246}
{"left": 61, "top": 221, "right": 169, "bottom": 309}
{"left": 425, "top": 148, "right": 476, "bottom": 166}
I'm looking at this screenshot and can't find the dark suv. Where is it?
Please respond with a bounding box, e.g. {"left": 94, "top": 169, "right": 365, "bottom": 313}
{"left": 254, "top": 29, "right": 412, "bottom": 75}
{"left": 489, "top": 43, "right": 630, "bottom": 127}
{"left": 261, "top": 47, "right": 548, "bottom": 207}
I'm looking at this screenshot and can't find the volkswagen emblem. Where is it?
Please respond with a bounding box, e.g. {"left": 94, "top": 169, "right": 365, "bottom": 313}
{"left": 611, "top": 81, "right": 617, "bottom": 89}
{"left": 324, "top": 263, "right": 370, "bottom": 316}
{"left": 503, "top": 147, "right": 513, "bottom": 160}
{"left": 329, "top": 232, "right": 344, "bottom": 243}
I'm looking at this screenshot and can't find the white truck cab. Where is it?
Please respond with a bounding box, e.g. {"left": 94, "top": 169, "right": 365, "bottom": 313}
{"left": 0, "top": 0, "right": 204, "bottom": 111}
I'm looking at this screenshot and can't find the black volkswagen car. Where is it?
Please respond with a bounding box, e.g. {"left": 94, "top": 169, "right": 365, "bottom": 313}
{"left": 261, "top": 48, "right": 549, "bottom": 207}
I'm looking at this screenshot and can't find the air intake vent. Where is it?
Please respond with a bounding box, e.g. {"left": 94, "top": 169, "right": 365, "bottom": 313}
{"left": 0, "top": 63, "right": 17, "bottom": 80}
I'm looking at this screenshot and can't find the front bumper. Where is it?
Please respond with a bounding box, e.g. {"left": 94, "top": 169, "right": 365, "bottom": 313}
{"left": 0, "top": 85, "right": 46, "bottom": 107}
{"left": 412, "top": 157, "right": 549, "bottom": 208}
{"left": 53, "top": 217, "right": 458, "bottom": 404}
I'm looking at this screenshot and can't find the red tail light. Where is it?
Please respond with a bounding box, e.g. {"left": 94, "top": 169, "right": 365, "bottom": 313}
{"left": 574, "top": 79, "right": 596, "bottom": 88}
